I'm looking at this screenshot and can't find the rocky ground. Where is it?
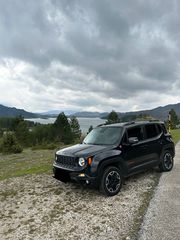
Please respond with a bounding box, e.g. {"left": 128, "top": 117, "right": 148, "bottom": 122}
{"left": 0, "top": 170, "right": 160, "bottom": 240}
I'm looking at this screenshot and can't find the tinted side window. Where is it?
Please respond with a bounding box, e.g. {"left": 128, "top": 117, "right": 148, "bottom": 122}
{"left": 127, "top": 127, "right": 143, "bottom": 141}
{"left": 145, "top": 124, "right": 158, "bottom": 139}
{"left": 122, "top": 132, "right": 128, "bottom": 144}
{"left": 156, "top": 124, "right": 163, "bottom": 134}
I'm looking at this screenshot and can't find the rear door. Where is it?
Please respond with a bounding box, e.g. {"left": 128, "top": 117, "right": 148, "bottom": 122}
{"left": 143, "top": 123, "right": 163, "bottom": 162}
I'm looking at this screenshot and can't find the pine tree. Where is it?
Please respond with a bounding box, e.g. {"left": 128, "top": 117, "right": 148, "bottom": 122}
{"left": 106, "top": 110, "right": 120, "bottom": 124}
{"left": 12, "top": 116, "right": 30, "bottom": 146}
{"left": 54, "top": 112, "right": 73, "bottom": 144}
{"left": 169, "top": 109, "right": 179, "bottom": 129}
{"left": 70, "top": 116, "right": 81, "bottom": 140}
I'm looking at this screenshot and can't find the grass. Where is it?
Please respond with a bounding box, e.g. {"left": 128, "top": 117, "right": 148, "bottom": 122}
{"left": 0, "top": 148, "right": 55, "bottom": 181}
{"left": 0, "top": 141, "right": 73, "bottom": 181}
{"left": 171, "top": 128, "right": 180, "bottom": 144}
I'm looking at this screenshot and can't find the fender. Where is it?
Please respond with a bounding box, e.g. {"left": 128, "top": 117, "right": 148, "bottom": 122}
{"left": 90, "top": 148, "right": 128, "bottom": 178}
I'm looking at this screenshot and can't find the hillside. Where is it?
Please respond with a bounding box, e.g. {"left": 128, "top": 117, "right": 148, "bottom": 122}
{"left": 121, "top": 103, "right": 180, "bottom": 120}
{"left": 0, "top": 104, "right": 38, "bottom": 118}
{"left": 72, "top": 103, "right": 180, "bottom": 120}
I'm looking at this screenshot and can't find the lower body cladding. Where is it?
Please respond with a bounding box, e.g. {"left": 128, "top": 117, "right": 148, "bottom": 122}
{"left": 53, "top": 166, "right": 97, "bottom": 187}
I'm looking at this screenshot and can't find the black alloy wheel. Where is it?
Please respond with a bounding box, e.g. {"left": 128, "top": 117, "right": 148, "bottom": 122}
{"left": 100, "top": 166, "right": 123, "bottom": 196}
{"left": 159, "top": 151, "right": 174, "bottom": 172}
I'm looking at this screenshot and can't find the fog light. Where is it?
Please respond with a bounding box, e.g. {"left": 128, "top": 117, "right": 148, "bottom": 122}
{"left": 86, "top": 180, "right": 90, "bottom": 184}
{"left": 78, "top": 173, "right": 85, "bottom": 177}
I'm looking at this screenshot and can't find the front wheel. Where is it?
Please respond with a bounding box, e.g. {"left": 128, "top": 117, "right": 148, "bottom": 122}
{"left": 100, "top": 166, "right": 123, "bottom": 196}
{"left": 159, "top": 151, "right": 174, "bottom": 172}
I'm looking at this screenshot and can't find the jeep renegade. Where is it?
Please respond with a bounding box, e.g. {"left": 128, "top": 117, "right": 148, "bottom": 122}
{"left": 53, "top": 121, "right": 175, "bottom": 196}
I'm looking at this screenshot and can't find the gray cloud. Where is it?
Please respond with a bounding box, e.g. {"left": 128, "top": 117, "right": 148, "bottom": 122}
{"left": 0, "top": 0, "right": 179, "bottom": 112}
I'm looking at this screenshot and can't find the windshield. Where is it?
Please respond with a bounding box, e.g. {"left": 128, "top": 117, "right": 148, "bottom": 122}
{"left": 83, "top": 127, "right": 123, "bottom": 145}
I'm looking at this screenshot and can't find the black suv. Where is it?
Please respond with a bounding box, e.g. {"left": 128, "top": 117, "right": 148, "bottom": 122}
{"left": 53, "top": 121, "right": 175, "bottom": 196}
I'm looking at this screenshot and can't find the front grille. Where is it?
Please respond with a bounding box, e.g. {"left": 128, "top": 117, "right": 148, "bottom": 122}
{"left": 56, "top": 155, "right": 77, "bottom": 169}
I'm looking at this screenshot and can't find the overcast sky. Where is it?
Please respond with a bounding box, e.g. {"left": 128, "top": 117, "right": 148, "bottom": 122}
{"left": 0, "top": 0, "right": 180, "bottom": 113}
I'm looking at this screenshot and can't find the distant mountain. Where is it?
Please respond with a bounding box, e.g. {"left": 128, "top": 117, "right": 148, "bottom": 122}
{"left": 0, "top": 102, "right": 179, "bottom": 120}
{"left": 120, "top": 103, "right": 180, "bottom": 120}
{"left": 40, "top": 110, "right": 76, "bottom": 116}
{"left": 0, "top": 104, "right": 39, "bottom": 118}
{"left": 70, "top": 111, "right": 101, "bottom": 118}
{"left": 71, "top": 103, "right": 180, "bottom": 120}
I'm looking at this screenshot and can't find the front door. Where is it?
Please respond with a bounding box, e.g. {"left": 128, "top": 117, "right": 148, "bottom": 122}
{"left": 122, "top": 126, "right": 150, "bottom": 173}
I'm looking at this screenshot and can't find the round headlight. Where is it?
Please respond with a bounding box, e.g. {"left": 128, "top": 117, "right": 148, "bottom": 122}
{"left": 79, "top": 157, "right": 86, "bottom": 167}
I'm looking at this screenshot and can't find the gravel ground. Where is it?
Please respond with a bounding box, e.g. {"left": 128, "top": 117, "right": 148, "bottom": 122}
{"left": 0, "top": 170, "right": 159, "bottom": 240}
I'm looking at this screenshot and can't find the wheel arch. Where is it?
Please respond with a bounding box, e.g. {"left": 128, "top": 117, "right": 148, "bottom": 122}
{"left": 160, "top": 147, "right": 175, "bottom": 162}
{"left": 96, "top": 157, "right": 126, "bottom": 184}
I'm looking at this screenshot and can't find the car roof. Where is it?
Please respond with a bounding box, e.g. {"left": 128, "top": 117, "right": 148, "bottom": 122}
{"left": 99, "top": 121, "right": 164, "bottom": 129}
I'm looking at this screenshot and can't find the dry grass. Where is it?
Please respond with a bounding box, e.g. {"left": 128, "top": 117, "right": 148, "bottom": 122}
{"left": 0, "top": 148, "right": 55, "bottom": 180}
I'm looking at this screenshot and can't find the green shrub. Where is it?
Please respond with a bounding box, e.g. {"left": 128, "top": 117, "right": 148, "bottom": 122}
{"left": 11, "top": 144, "right": 23, "bottom": 153}
{"left": 31, "top": 142, "right": 58, "bottom": 150}
{"left": 0, "top": 133, "right": 23, "bottom": 154}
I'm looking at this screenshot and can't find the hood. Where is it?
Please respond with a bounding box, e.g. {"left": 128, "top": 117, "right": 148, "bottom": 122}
{"left": 56, "top": 144, "right": 113, "bottom": 157}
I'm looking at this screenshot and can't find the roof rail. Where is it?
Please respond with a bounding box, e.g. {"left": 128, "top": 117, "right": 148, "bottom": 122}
{"left": 97, "top": 123, "right": 106, "bottom": 127}
{"left": 124, "top": 121, "right": 135, "bottom": 126}
{"left": 148, "top": 119, "right": 160, "bottom": 122}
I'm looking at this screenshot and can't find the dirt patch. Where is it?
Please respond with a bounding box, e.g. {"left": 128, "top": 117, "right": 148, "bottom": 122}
{"left": 0, "top": 171, "right": 159, "bottom": 240}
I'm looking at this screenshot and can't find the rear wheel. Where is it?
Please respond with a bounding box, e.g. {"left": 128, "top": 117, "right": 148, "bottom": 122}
{"left": 159, "top": 151, "right": 174, "bottom": 172}
{"left": 100, "top": 166, "right": 123, "bottom": 196}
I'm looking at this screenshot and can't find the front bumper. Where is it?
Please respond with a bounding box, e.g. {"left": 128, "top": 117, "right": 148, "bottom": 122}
{"left": 70, "top": 172, "right": 97, "bottom": 186}
{"left": 53, "top": 164, "right": 97, "bottom": 186}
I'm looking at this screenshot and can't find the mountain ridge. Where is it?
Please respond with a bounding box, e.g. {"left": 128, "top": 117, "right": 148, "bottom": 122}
{"left": 0, "top": 104, "right": 39, "bottom": 118}
{"left": 70, "top": 103, "right": 180, "bottom": 120}
{"left": 0, "top": 103, "right": 179, "bottom": 120}
{"left": 120, "top": 102, "right": 180, "bottom": 120}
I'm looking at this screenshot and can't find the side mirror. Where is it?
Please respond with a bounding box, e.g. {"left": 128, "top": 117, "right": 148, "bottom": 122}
{"left": 128, "top": 137, "right": 139, "bottom": 144}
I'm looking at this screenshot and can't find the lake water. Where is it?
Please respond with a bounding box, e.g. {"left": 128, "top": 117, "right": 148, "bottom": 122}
{"left": 25, "top": 117, "right": 105, "bottom": 134}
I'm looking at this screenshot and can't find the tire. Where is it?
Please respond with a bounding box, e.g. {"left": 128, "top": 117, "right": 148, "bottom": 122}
{"left": 159, "top": 151, "right": 174, "bottom": 172}
{"left": 100, "top": 166, "right": 123, "bottom": 196}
